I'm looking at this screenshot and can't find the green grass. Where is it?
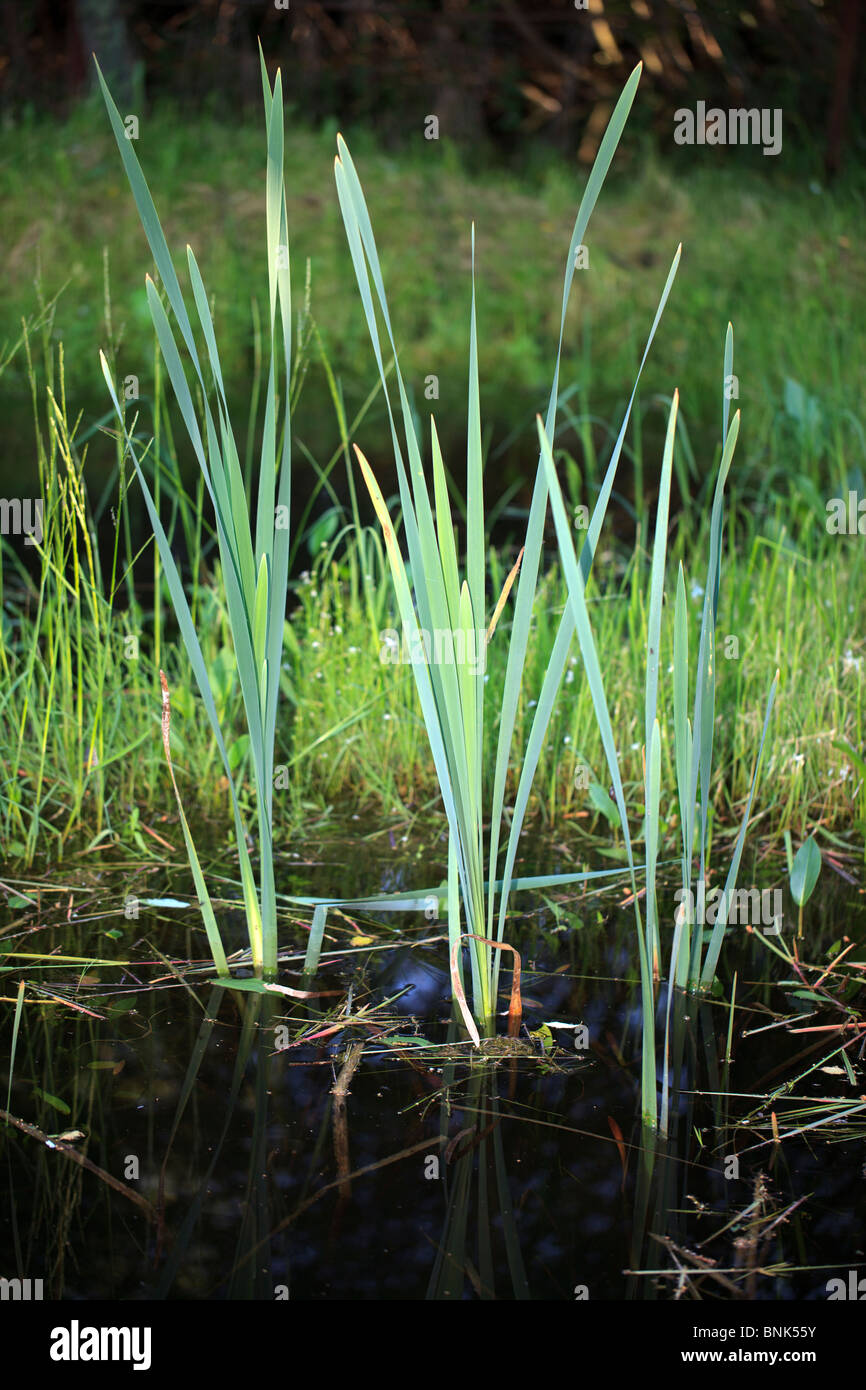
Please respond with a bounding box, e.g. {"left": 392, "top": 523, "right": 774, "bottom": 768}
{"left": 1, "top": 381, "right": 861, "bottom": 872}
{"left": 2, "top": 97, "right": 865, "bottom": 510}
{"left": 0, "top": 327, "right": 177, "bottom": 864}
{"left": 285, "top": 516, "right": 863, "bottom": 839}
{"left": 1, "top": 330, "right": 861, "bottom": 873}
{"left": 2, "top": 56, "right": 865, "bottom": 1245}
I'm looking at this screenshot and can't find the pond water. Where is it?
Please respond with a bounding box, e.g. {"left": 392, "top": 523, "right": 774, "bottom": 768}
{"left": 1, "top": 836, "right": 864, "bottom": 1302}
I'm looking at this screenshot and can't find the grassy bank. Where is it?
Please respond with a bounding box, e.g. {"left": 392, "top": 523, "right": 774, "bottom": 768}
{"left": 288, "top": 515, "right": 864, "bottom": 844}
{"left": 1, "top": 350, "right": 861, "bottom": 869}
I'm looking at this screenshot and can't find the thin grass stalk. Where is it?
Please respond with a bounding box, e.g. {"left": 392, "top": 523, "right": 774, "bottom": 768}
{"left": 644, "top": 391, "right": 679, "bottom": 975}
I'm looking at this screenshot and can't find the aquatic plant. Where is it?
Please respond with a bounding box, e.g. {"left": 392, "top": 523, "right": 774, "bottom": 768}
{"left": 338, "top": 67, "right": 780, "bottom": 1127}
{"left": 540, "top": 329, "right": 779, "bottom": 1128}
{"left": 335, "top": 66, "right": 682, "bottom": 1039}
{"left": 96, "top": 48, "right": 293, "bottom": 978}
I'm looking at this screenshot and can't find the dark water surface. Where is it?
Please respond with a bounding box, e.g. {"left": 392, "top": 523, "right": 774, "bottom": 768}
{"left": 1, "top": 839, "right": 864, "bottom": 1301}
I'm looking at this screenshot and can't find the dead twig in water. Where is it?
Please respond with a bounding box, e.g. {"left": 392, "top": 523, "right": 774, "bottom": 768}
{"left": 0, "top": 1106, "right": 155, "bottom": 1221}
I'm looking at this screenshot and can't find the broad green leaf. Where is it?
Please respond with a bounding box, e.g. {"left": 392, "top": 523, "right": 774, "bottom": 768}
{"left": 589, "top": 782, "right": 621, "bottom": 827}
{"left": 33, "top": 1088, "right": 71, "bottom": 1116}
{"left": 790, "top": 835, "right": 821, "bottom": 907}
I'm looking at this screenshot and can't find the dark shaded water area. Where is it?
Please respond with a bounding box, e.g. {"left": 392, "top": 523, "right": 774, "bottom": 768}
{"left": 1, "top": 829, "right": 864, "bottom": 1301}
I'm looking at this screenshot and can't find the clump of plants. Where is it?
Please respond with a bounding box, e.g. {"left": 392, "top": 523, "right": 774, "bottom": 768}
{"left": 98, "top": 53, "right": 780, "bottom": 1130}
{"left": 335, "top": 64, "right": 777, "bottom": 1126}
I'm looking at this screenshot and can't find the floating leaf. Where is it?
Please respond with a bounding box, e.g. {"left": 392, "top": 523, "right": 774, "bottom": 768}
{"left": 529, "top": 1024, "right": 554, "bottom": 1053}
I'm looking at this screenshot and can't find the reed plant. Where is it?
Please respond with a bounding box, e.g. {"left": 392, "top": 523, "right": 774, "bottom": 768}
{"left": 335, "top": 66, "right": 687, "bottom": 1039}
{"left": 539, "top": 328, "right": 779, "bottom": 1129}
{"left": 338, "top": 65, "right": 783, "bottom": 1128}
{"left": 96, "top": 47, "right": 294, "bottom": 978}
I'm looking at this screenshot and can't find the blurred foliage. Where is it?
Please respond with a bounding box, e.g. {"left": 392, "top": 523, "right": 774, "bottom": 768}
{"left": 1, "top": 1, "right": 862, "bottom": 169}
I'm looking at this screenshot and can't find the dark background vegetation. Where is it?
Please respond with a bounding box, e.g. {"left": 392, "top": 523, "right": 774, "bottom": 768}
{"left": 3, "top": 1, "right": 863, "bottom": 173}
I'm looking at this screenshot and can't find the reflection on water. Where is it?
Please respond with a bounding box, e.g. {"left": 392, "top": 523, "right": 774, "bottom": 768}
{"left": 1, "top": 864, "right": 864, "bottom": 1300}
